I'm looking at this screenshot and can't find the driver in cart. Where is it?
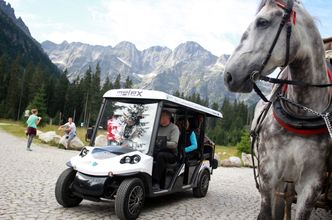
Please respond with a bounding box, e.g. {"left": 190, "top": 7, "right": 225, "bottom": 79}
{"left": 152, "top": 109, "right": 180, "bottom": 190}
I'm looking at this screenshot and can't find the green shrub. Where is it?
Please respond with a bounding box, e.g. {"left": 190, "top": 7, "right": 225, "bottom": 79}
{"left": 236, "top": 131, "right": 251, "bottom": 154}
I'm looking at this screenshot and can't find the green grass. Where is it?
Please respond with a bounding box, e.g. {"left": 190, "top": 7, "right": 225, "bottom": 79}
{"left": 0, "top": 119, "right": 26, "bottom": 137}
{"left": 215, "top": 145, "right": 238, "bottom": 160}
{"left": 0, "top": 119, "right": 241, "bottom": 159}
{"left": 0, "top": 118, "right": 89, "bottom": 146}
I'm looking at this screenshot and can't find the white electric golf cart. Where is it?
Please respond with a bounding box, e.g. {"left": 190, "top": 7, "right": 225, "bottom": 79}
{"left": 55, "top": 89, "right": 222, "bottom": 220}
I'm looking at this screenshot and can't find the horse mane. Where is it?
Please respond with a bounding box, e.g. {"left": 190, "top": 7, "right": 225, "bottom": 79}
{"left": 256, "top": 0, "right": 302, "bottom": 14}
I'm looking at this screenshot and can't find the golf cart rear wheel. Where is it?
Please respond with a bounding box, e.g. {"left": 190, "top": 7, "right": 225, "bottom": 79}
{"left": 115, "top": 178, "right": 145, "bottom": 220}
{"left": 55, "top": 168, "right": 83, "bottom": 207}
{"left": 193, "top": 170, "right": 210, "bottom": 198}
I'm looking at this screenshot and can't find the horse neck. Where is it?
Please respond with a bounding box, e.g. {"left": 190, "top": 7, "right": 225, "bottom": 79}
{"left": 286, "top": 49, "right": 330, "bottom": 115}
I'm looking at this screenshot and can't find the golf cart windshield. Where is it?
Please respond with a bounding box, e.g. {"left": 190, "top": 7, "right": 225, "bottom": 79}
{"left": 94, "top": 100, "right": 158, "bottom": 154}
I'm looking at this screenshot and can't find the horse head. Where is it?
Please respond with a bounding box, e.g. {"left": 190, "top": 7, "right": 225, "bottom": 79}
{"left": 224, "top": 0, "right": 323, "bottom": 93}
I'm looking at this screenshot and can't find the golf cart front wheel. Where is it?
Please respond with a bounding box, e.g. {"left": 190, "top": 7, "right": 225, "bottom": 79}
{"left": 115, "top": 178, "right": 145, "bottom": 220}
{"left": 55, "top": 168, "right": 83, "bottom": 207}
{"left": 193, "top": 169, "right": 210, "bottom": 198}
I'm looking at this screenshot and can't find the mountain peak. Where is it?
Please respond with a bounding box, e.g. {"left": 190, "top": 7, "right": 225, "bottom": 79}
{"left": 169, "top": 41, "right": 217, "bottom": 66}
{"left": 0, "top": 0, "right": 31, "bottom": 37}
{"left": 175, "top": 41, "right": 206, "bottom": 53}
{"left": 60, "top": 40, "right": 69, "bottom": 45}
{"left": 143, "top": 45, "right": 171, "bottom": 53}
{"left": 114, "top": 41, "right": 137, "bottom": 50}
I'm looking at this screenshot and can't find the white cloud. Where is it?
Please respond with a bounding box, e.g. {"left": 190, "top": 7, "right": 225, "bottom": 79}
{"left": 43, "top": 30, "right": 113, "bottom": 46}
{"left": 6, "top": 0, "right": 332, "bottom": 55}
{"left": 4, "top": 0, "right": 23, "bottom": 8}
{"left": 86, "top": 0, "right": 258, "bottom": 55}
{"left": 5, "top": 0, "right": 266, "bottom": 55}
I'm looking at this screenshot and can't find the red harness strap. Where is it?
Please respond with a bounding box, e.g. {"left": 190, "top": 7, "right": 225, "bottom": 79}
{"left": 273, "top": 111, "right": 328, "bottom": 135}
{"left": 275, "top": 0, "right": 296, "bottom": 25}
{"left": 274, "top": 68, "right": 332, "bottom": 136}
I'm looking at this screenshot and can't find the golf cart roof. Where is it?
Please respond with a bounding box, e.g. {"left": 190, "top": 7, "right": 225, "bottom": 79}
{"left": 103, "top": 89, "right": 223, "bottom": 118}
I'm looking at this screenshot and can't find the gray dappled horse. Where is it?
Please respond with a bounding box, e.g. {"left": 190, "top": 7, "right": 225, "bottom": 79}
{"left": 224, "top": 0, "right": 332, "bottom": 219}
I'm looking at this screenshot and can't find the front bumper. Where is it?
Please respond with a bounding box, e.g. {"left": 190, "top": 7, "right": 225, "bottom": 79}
{"left": 72, "top": 172, "right": 109, "bottom": 197}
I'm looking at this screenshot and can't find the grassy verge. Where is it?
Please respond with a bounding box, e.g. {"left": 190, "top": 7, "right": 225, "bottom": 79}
{"left": 0, "top": 119, "right": 26, "bottom": 137}
{"left": 0, "top": 119, "right": 241, "bottom": 159}
{"left": 215, "top": 145, "right": 238, "bottom": 160}
{"left": 0, "top": 119, "right": 89, "bottom": 146}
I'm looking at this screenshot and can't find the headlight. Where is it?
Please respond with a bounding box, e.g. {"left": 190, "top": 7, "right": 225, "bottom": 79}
{"left": 124, "top": 156, "right": 131, "bottom": 163}
{"left": 120, "top": 154, "right": 141, "bottom": 164}
{"left": 132, "top": 155, "right": 141, "bottom": 164}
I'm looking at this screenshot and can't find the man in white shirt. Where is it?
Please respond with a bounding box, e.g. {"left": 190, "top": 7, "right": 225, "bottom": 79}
{"left": 59, "top": 117, "right": 76, "bottom": 149}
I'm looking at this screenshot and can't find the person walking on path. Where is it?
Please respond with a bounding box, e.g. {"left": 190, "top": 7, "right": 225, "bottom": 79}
{"left": 26, "top": 109, "right": 42, "bottom": 151}
{"left": 58, "top": 117, "right": 76, "bottom": 149}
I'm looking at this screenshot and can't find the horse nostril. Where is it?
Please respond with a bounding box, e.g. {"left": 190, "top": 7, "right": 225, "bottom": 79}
{"left": 225, "top": 72, "right": 233, "bottom": 84}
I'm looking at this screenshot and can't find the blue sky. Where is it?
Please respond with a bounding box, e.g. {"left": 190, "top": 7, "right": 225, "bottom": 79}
{"left": 5, "top": 0, "right": 332, "bottom": 55}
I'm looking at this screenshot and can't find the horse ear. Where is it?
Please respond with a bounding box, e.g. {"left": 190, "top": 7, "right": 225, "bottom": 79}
{"left": 257, "top": 0, "right": 275, "bottom": 13}
{"left": 267, "top": 0, "right": 278, "bottom": 6}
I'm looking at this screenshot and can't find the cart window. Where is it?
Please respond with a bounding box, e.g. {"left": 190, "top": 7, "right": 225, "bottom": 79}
{"left": 95, "top": 100, "right": 158, "bottom": 154}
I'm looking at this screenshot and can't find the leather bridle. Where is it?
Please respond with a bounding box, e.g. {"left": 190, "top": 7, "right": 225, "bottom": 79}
{"left": 250, "top": 0, "right": 295, "bottom": 102}
{"left": 251, "top": 0, "right": 332, "bottom": 103}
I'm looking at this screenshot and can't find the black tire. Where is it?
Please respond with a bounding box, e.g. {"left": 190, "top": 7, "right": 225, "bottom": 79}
{"left": 193, "top": 169, "right": 210, "bottom": 198}
{"left": 55, "top": 168, "right": 83, "bottom": 207}
{"left": 115, "top": 178, "right": 145, "bottom": 220}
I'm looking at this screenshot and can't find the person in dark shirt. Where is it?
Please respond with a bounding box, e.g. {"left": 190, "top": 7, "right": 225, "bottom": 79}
{"left": 176, "top": 117, "right": 198, "bottom": 153}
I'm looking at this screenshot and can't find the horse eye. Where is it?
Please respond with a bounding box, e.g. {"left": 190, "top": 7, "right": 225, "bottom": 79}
{"left": 256, "top": 18, "right": 270, "bottom": 28}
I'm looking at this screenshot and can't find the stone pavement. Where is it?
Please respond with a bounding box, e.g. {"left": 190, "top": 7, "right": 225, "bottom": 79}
{"left": 0, "top": 129, "right": 331, "bottom": 219}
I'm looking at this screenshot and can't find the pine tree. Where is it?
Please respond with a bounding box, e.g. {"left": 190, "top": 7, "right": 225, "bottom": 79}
{"left": 0, "top": 54, "right": 10, "bottom": 116}
{"left": 101, "top": 76, "right": 113, "bottom": 95}
{"left": 113, "top": 74, "right": 121, "bottom": 89}
{"left": 80, "top": 67, "right": 93, "bottom": 126}
{"left": 26, "top": 85, "right": 48, "bottom": 125}
{"left": 5, "top": 55, "right": 22, "bottom": 119}
{"left": 65, "top": 77, "right": 84, "bottom": 124}
{"left": 124, "top": 76, "right": 133, "bottom": 88}
{"left": 28, "top": 63, "right": 45, "bottom": 100}
{"left": 49, "top": 70, "right": 69, "bottom": 117}
{"left": 236, "top": 131, "right": 251, "bottom": 154}
{"left": 173, "top": 90, "right": 180, "bottom": 97}
{"left": 20, "top": 62, "right": 35, "bottom": 118}
{"left": 90, "top": 63, "right": 102, "bottom": 124}
{"left": 208, "top": 102, "right": 220, "bottom": 130}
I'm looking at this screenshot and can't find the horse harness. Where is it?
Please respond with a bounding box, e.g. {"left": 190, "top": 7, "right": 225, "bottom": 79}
{"left": 249, "top": 0, "right": 332, "bottom": 190}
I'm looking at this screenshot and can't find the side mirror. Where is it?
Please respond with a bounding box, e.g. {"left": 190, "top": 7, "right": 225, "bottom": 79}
{"left": 211, "top": 158, "right": 219, "bottom": 169}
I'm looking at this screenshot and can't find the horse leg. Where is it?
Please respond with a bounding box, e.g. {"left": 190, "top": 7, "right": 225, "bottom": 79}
{"left": 257, "top": 166, "right": 273, "bottom": 220}
{"left": 258, "top": 188, "right": 272, "bottom": 220}
{"left": 294, "top": 175, "right": 323, "bottom": 220}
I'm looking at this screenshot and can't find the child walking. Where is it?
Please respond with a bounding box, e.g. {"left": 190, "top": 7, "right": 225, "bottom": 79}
{"left": 26, "top": 109, "right": 42, "bottom": 151}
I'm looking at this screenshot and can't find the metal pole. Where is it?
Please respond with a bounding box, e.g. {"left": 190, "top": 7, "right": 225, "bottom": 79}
{"left": 90, "top": 98, "right": 106, "bottom": 146}
{"left": 59, "top": 112, "right": 62, "bottom": 126}
{"left": 87, "top": 112, "right": 91, "bottom": 128}
{"left": 73, "top": 108, "right": 76, "bottom": 122}
{"left": 83, "top": 92, "right": 89, "bottom": 127}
